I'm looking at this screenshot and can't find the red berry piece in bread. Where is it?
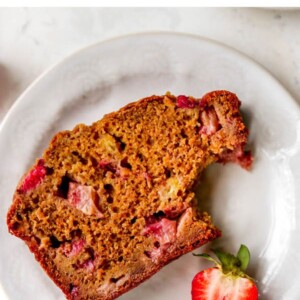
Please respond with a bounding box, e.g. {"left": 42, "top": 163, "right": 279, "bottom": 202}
{"left": 142, "top": 218, "right": 177, "bottom": 245}
{"left": 177, "top": 95, "right": 197, "bottom": 108}
{"left": 199, "top": 108, "right": 220, "bottom": 136}
{"left": 70, "top": 286, "right": 79, "bottom": 298}
{"left": 218, "top": 145, "right": 253, "bottom": 170}
{"left": 99, "top": 160, "right": 117, "bottom": 173}
{"left": 191, "top": 244, "right": 258, "bottom": 300}
{"left": 19, "top": 159, "right": 46, "bottom": 193}
{"left": 142, "top": 218, "right": 177, "bottom": 261}
{"left": 81, "top": 259, "right": 95, "bottom": 272}
{"left": 67, "top": 182, "right": 103, "bottom": 218}
{"left": 62, "top": 239, "right": 85, "bottom": 258}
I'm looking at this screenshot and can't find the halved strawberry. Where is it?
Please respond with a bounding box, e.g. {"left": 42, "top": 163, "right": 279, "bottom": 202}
{"left": 191, "top": 245, "right": 258, "bottom": 300}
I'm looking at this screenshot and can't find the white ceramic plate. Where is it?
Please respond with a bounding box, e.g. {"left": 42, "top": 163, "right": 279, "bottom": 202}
{"left": 1, "top": 33, "right": 300, "bottom": 300}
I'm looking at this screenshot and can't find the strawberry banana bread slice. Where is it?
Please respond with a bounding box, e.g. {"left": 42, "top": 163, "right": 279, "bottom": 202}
{"left": 7, "top": 91, "right": 252, "bottom": 300}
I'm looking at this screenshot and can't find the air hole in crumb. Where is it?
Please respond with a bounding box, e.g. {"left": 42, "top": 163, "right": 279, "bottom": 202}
{"left": 180, "top": 129, "right": 188, "bottom": 139}
{"left": 177, "top": 190, "right": 183, "bottom": 197}
{"left": 119, "top": 141, "right": 126, "bottom": 151}
{"left": 130, "top": 236, "right": 134, "bottom": 240}
{"left": 112, "top": 207, "right": 119, "bottom": 213}
{"left": 153, "top": 210, "right": 166, "bottom": 219}
{"left": 110, "top": 275, "right": 124, "bottom": 283}
{"left": 46, "top": 167, "right": 54, "bottom": 175}
{"left": 137, "top": 153, "right": 144, "bottom": 162}
{"left": 86, "top": 247, "right": 95, "bottom": 259}
{"left": 118, "top": 256, "right": 123, "bottom": 262}
{"left": 102, "top": 260, "right": 110, "bottom": 270}
{"left": 34, "top": 236, "right": 41, "bottom": 245}
{"left": 11, "top": 222, "right": 20, "bottom": 231}
{"left": 93, "top": 132, "right": 99, "bottom": 140}
{"left": 107, "top": 196, "right": 113, "bottom": 204}
{"left": 164, "top": 168, "right": 171, "bottom": 179}
{"left": 130, "top": 217, "right": 137, "bottom": 224}
{"left": 120, "top": 158, "right": 132, "bottom": 170}
{"left": 104, "top": 184, "right": 114, "bottom": 193}
{"left": 50, "top": 236, "right": 62, "bottom": 248}
{"left": 90, "top": 156, "right": 98, "bottom": 167}
{"left": 23, "top": 208, "right": 32, "bottom": 214}
{"left": 71, "top": 151, "right": 88, "bottom": 165}
{"left": 16, "top": 213, "right": 22, "bottom": 221}
{"left": 70, "top": 229, "right": 82, "bottom": 238}
{"left": 111, "top": 233, "right": 117, "bottom": 239}
{"left": 112, "top": 134, "right": 126, "bottom": 151}
{"left": 154, "top": 241, "right": 160, "bottom": 248}
{"left": 144, "top": 251, "right": 151, "bottom": 258}
{"left": 80, "top": 157, "right": 88, "bottom": 165}
{"left": 57, "top": 176, "right": 71, "bottom": 198}
{"left": 32, "top": 197, "right": 39, "bottom": 204}
{"left": 146, "top": 137, "right": 153, "bottom": 146}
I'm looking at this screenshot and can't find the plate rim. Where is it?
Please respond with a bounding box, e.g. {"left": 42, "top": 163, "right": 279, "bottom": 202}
{"left": 0, "top": 31, "right": 299, "bottom": 136}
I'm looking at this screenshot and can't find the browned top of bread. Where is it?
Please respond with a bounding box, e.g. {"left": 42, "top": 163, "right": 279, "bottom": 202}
{"left": 7, "top": 91, "right": 251, "bottom": 300}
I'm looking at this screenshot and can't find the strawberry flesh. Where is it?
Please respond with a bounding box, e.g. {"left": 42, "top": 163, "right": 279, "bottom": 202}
{"left": 177, "top": 95, "right": 197, "bottom": 108}
{"left": 99, "top": 160, "right": 117, "bottom": 173}
{"left": 163, "top": 203, "right": 188, "bottom": 219}
{"left": 70, "top": 285, "right": 79, "bottom": 298}
{"left": 176, "top": 208, "right": 193, "bottom": 236}
{"left": 62, "top": 239, "right": 85, "bottom": 258}
{"left": 192, "top": 267, "right": 258, "bottom": 300}
{"left": 81, "top": 259, "right": 95, "bottom": 272}
{"left": 142, "top": 218, "right": 177, "bottom": 262}
{"left": 218, "top": 145, "right": 253, "bottom": 170}
{"left": 19, "top": 159, "right": 47, "bottom": 193}
{"left": 67, "top": 182, "right": 103, "bottom": 217}
{"left": 199, "top": 108, "right": 220, "bottom": 136}
{"left": 142, "top": 218, "right": 177, "bottom": 244}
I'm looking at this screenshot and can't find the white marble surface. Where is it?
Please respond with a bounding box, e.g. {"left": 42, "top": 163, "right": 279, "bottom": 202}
{"left": 0, "top": 7, "right": 299, "bottom": 123}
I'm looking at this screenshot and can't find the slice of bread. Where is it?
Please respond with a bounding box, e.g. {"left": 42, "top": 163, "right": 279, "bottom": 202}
{"left": 7, "top": 91, "right": 252, "bottom": 300}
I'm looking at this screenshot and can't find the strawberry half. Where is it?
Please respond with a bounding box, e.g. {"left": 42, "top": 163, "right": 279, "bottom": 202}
{"left": 191, "top": 245, "right": 258, "bottom": 300}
